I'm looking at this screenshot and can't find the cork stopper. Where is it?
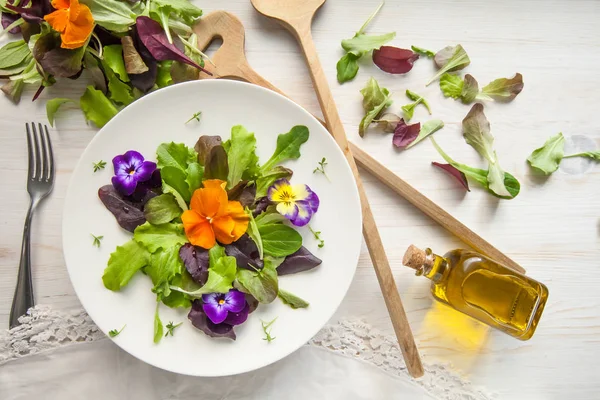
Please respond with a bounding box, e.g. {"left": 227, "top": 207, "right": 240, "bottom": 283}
{"left": 402, "top": 245, "right": 432, "bottom": 270}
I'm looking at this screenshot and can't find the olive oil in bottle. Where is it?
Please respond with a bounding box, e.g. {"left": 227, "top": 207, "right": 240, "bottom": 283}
{"left": 403, "top": 245, "right": 548, "bottom": 340}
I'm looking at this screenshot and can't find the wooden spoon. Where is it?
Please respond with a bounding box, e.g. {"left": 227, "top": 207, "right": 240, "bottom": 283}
{"left": 193, "top": 11, "right": 525, "bottom": 279}
{"left": 250, "top": 1, "right": 425, "bottom": 377}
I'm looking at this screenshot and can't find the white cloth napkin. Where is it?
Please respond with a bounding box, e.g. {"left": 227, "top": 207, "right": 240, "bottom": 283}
{"left": 0, "top": 340, "right": 436, "bottom": 400}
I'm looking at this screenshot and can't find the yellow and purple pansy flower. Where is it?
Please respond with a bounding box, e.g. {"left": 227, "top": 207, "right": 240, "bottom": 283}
{"left": 267, "top": 179, "right": 319, "bottom": 226}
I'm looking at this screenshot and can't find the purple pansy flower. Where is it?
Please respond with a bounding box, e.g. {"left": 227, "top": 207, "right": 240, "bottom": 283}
{"left": 111, "top": 150, "right": 157, "bottom": 196}
{"left": 202, "top": 289, "right": 248, "bottom": 325}
{"left": 267, "top": 179, "right": 320, "bottom": 227}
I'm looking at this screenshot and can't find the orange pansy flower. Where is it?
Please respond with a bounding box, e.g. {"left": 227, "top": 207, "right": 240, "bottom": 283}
{"left": 182, "top": 180, "right": 249, "bottom": 249}
{"left": 44, "top": 0, "right": 94, "bottom": 50}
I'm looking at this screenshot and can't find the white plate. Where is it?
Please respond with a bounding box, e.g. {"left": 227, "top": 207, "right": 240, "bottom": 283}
{"left": 62, "top": 80, "right": 362, "bottom": 376}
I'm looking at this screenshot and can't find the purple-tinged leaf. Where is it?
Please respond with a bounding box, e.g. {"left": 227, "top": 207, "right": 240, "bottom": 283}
{"left": 432, "top": 162, "right": 470, "bottom": 191}
{"left": 135, "top": 16, "right": 212, "bottom": 76}
{"left": 392, "top": 119, "right": 420, "bottom": 148}
{"left": 98, "top": 184, "right": 158, "bottom": 232}
{"left": 6, "top": 0, "right": 52, "bottom": 24}
{"left": 252, "top": 197, "right": 271, "bottom": 217}
{"left": 225, "top": 234, "right": 263, "bottom": 270}
{"left": 188, "top": 300, "right": 236, "bottom": 340}
{"left": 194, "top": 135, "right": 223, "bottom": 166}
{"left": 373, "top": 46, "right": 419, "bottom": 74}
{"left": 129, "top": 28, "right": 157, "bottom": 92}
{"left": 179, "top": 243, "right": 209, "bottom": 285}
{"left": 246, "top": 293, "right": 259, "bottom": 313}
{"left": 277, "top": 246, "right": 322, "bottom": 276}
{"left": 204, "top": 145, "right": 229, "bottom": 181}
{"left": 31, "top": 84, "right": 44, "bottom": 101}
{"left": 227, "top": 181, "right": 256, "bottom": 208}
{"left": 2, "top": 11, "right": 21, "bottom": 34}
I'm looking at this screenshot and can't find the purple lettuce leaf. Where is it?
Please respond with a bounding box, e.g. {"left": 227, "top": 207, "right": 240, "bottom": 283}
{"left": 129, "top": 28, "right": 157, "bottom": 92}
{"left": 373, "top": 46, "right": 419, "bottom": 74}
{"left": 194, "top": 135, "right": 223, "bottom": 166}
{"left": 227, "top": 181, "right": 256, "bottom": 208}
{"left": 98, "top": 184, "right": 157, "bottom": 232}
{"left": 432, "top": 162, "right": 470, "bottom": 191}
{"left": 277, "top": 246, "right": 322, "bottom": 276}
{"left": 135, "top": 16, "right": 212, "bottom": 76}
{"left": 188, "top": 300, "right": 236, "bottom": 340}
{"left": 179, "top": 243, "right": 209, "bottom": 285}
{"left": 252, "top": 196, "right": 271, "bottom": 217}
{"left": 392, "top": 119, "right": 421, "bottom": 148}
{"left": 6, "top": 0, "right": 53, "bottom": 24}
{"left": 225, "top": 234, "right": 263, "bottom": 270}
{"left": 2, "top": 11, "right": 21, "bottom": 34}
{"left": 245, "top": 293, "right": 259, "bottom": 314}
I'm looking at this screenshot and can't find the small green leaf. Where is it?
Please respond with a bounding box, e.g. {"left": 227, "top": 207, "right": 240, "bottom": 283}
{"left": 260, "top": 126, "right": 310, "bottom": 173}
{"left": 80, "top": 0, "right": 137, "bottom": 32}
{"left": 0, "top": 40, "right": 30, "bottom": 69}
{"left": 102, "top": 60, "right": 134, "bottom": 106}
{"left": 336, "top": 52, "right": 360, "bottom": 83}
{"left": 427, "top": 45, "right": 470, "bottom": 86}
{"left": 527, "top": 132, "right": 565, "bottom": 175}
{"left": 93, "top": 160, "right": 107, "bottom": 172}
{"left": 156, "top": 142, "right": 196, "bottom": 171}
{"left": 359, "top": 77, "right": 393, "bottom": 137}
{"left": 144, "top": 194, "right": 183, "bottom": 225}
{"left": 479, "top": 73, "right": 524, "bottom": 102}
{"left": 246, "top": 209, "right": 264, "bottom": 259}
{"left": 108, "top": 325, "right": 126, "bottom": 338}
{"left": 133, "top": 222, "right": 188, "bottom": 253}
{"left": 439, "top": 73, "right": 464, "bottom": 99}
{"left": 185, "top": 111, "right": 202, "bottom": 124}
{"left": 411, "top": 45, "right": 435, "bottom": 58}
{"left": 308, "top": 225, "right": 324, "bottom": 248}
{"left": 405, "top": 120, "right": 444, "bottom": 149}
{"left": 154, "top": 301, "right": 163, "bottom": 344}
{"left": 261, "top": 317, "right": 277, "bottom": 343}
{"left": 226, "top": 125, "right": 258, "bottom": 188}
{"left": 160, "top": 166, "right": 191, "bottom": 202}
{"left": 156, "top": 60, "right": 173, "bottom": 87}
{"left": 165, "top": 321, "right": 183, "bottom": 337}
{"left": 80, "top": 86, "right": 119, "bottom": 128}
{"left": 460, "top": 74, "right": 479, "bottom": 104}
{"left": 171, "top": 249, "right": 237, "bottom": 296}
{"left": 46, "top": 98, "right": 76, "bottom": 127}
{"left": 255, "top": 166, "right": 292, "bottom": 198}
{"left": 103, "top": 45, "right": 129, "bottom": 82}
{"left": 185, "top": 162, "right": 203, "bottom": 193}
{"left": 405, "top": 90, "right": 431, "bottom": 114}
{"left": 278, "top": 289, "right": 309, "bottom": 309}
{"left": 259, "top": 223, "right": 303, "bottom": 258}
{"left": 91, "top": 234, "right": 103, "bottom": 248}
{"left": 236, "top": 260, "right": 278, "bottom": 304}
{"left": 102, "top": 240, "right": 151, "bottom": 291}
{"left": 145, "top": 246, "right": 184, "bottom": 296}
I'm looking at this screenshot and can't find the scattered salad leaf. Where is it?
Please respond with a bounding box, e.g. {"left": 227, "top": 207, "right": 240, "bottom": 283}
{"left": 405, "top": 119, "right": 444, "bottom": 149}
{"left": 359, "top": 77, "right": 393, "bottom": 136}
{"left": 411, "top": 45, "right": 435, "bottom": 58}
{"left": 1, "top": 79, "right": 25, "bottom": 104}
{"left": 91, "top": 234, "right": 103, "bottom": 248}
{"left": 479, "top": 73, "right": 524, "bottom": 102}
{"left": 372, "top": 112, "right": 401, "bottom": 133}
{"left": 564, "top": 150, "right": 600, "bottom": 160}
{"left": 462, "top": 103, "right": 513, "bottom": 197}
{"left": 258, "top": 223, "right": 303, "bottom": 258}
{"left": 0, "top": 40, "right": 30, "bottom": 69}
{"left": 165, "top": 321, "right": 183, "bottom": 337}
{"left": 405, "top": 90, "right": 431, "bottom": 114}
{"left": 143, "top": 194, "right": 182, "bottom": 225}
{"left": 236, "top": 259, "right": 278, "bottom": 304}
{"left": 392, "top": 119, "right": 420, "bottom": 148}
{"left": 308, "top": 225, "right": 324, "bottom": 248}
{"left": 145, "top": 246, "right": 184, "bottom": 296}
{"left": 79, "top": 86, "right": 119, "bottom": 128}
{"left": 432, "top": 162, "right": 470, "bottom": 191}
{"left": 261, "top": 317, "right": 277, "bottom": 342}
{"left": 185, "top": 111, "right": 202, "bottom": 124}
{"left": 102, "top": 59, "right": 134, "bottom": 106}
{"left": 93, "top": 160, "right": 107, "bottom": 172}
{"left": 154, "top": 301, "right": 163, "bottom": 344}
{"left": 108, "top": 325, "right": 126, "bottom": 338}
{"left": 156, "top": 142, "right": 197, "bottom": 171}
{"left": 277, "top": 246, "right": 322, "bottom": 276}
{"left": 102, "top": 239, "right": 151, "bottom": 291}
{"left": 160, "top": 166, "right": 191, "bottom": 202}
{"left": 225, "top": 125, "right": 258, "bottom": 188}
{"left": 133, "top": 222, "right": 187, "bottom": 253}
{"left": 526, "top": 132, "right": 565, "bottom": 175}
{"left": 439, "top": 73, "right": 464, "bottom": 99}
{"left": 185, "top": 162, "right": 203, "bottom": 193}
{"left": 46, "top": 98, "right": 75, "bottom": 127}
{"left": 172, "top": 247, "right": 237, "bottom": 296}
{"left": 427, "top": 45, "right": 470, "bottom": 86}
{"left": 313, "top": 157, "right": 329, "bottom": 181}
{"left": 460, "top": 74, "right": 479, "bottom": 104}
{"left": 260, "top": 126, "right": 309, "bottom": 173}
{"left": 278, "top": 289, "right": 309, "bottom": 309}
{"left": 336, "top": 52, "right": 360, "bottom": 84}
{"left": 372, "top": 46, "right": 419, "bottom": 74}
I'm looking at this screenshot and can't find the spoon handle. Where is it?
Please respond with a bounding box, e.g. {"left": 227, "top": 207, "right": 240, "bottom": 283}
{"left": 295, "top": 27, "right": 424, "bottom": 378}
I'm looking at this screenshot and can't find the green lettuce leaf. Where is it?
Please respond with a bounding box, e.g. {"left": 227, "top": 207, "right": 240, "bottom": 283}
{"left": 145, "top": 245, "right": 184, "bottom": 295}
{"left": 427, "top": 45, "right": 470, "bottom": 86}
{"left": 102, "top": 239, "right": 151, "bottom": 291}
{"left": 260, "top": 126, "right": 309, "bottom": 173}
{"left": 401, "top": 90, "right": 430, "bottom": 121}
{"left": 154, "top": 301, "right": 163, "bottom": 344}
{"left": 156, "top": 142, "right": 196, "bottom": 171}
{"left": 102, "top": 60, "right": 134, "bottom": 106}
{"left": 153, "top": 0, "right": 203, "bottom": 25}
{"left": 80, "top": 86, "right": 119, "bottom": 128}
{"left": 405, "top": 90, "right": 431, "bottom": 114}
{"left": 336, "top": 52, "right": 360, "bottom": 83}
{"left": 236, "top": 259, "right": 278, "bottom": 304}
{"left": 225, "top": 125, "right": 258, "bottom": 188}
{"left": 527, "top": 132, "right": 565, "bottom": 175}
{"left": 133, "top": 222, "right": 188, "bottom": 253}
{"left": 46, "top": 98, "right": 76, "bottom": 127}
{"left": 479, "top": 73, "right": 524, "bottom": 102}
{"left": 171, "top": 246, "right": 237, "bottom": 296}
{"left": 103, "top": 45, "right": 129, "bottom": 82}
{"left": 405, "top": 119, "right": 444, "bottom": 149}
{"left": 156, "top": 60, "right": 173, "bottom": 87}
{"left": 185, "top": 162, "right": 203, "bottom": 193}
{"left": 0, "top": 40, "right": 30, "bottom": 69}
{"left": 411, "top": 45, "right": 435, "bottom": 58}
{"left": 460, "top": 74, "right": 479, "bottom": 104}
{"left": 278, "top": 288, "right": 309, "bottom": 309}
{"left": 1, "top": 79, "right": 25, "bottom": 104}
{"left": 246, "top": 209, "right": 263, "bottom": 259}
{"left": 359, "top": 77, "right": 393, "bottom": 136}
{"left": 162, "top": 183, "right": 188, "bottom": 211}
{"left": 143, "top": 194, "right": 183, "bottom": 225}
{"left": 341, "top": 32, "right": 396, "bottom": 54}
{"left": 160, "top": 166, "right": 191, "bottom": 202}
{"left": 258, "top": 223, "right": 303, "bottom": 258}
{"left": 81, "top": 0, "right": 137, "bottom": 32}
{"left": 439, "top": 73, "right": 464, "bottom": 99}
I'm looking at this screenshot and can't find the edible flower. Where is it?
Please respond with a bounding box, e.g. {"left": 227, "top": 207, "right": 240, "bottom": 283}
{"left": 111, "top": 150, "right": 157, "bottom": 197}
{"left": 181, "top": 180, "right": 249, "bottom": 249}
{"left": 202, "top": 290, "right": 249, "bottom": 325}
{"left": 44, "top": 0, "right": 94, "bottom": 50}
{"left": 267, "top": 179, "right": 319, "bottom": 227}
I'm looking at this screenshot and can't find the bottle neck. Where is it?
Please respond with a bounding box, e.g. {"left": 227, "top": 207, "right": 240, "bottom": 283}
{"left": 414, "top": 248, "right": 448, "bottom": 283}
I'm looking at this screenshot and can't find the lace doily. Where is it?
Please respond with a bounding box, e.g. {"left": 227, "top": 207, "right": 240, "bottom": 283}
{"left": 0, "top": 306, "right": 493, "bottom": 400}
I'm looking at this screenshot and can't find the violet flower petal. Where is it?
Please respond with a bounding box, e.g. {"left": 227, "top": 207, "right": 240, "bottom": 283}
{"left": 122, "top": 150, "right": 145, "bottom": 167}
{"left": 288, "top": 200, "right": 312, "bottom": 227}
{"left": 223, "top": 302, "right": 249, "bottom": 326}
{"left": 203, "top": 302, "right": 228, "bottom": 325}
{"left": 112, "top": 174, "right": 138, "bottom": 196}
{"left": 224, "top": 290, "right": 246, "bottom": 313}
{"left": 307, "top": 189, "right": 320, "bottom": 214}
{"left": 135, "top": 160, "right": 157, "bottom": 182}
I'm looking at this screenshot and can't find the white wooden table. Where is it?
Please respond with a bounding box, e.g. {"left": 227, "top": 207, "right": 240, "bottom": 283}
{"left": 1, "top": 0, "right": 599, "bottom": 398}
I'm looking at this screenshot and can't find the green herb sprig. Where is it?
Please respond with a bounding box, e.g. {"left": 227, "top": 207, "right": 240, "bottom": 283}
{"left": 91, "top": 234, "right": 104, "bottom": 247}
{"left": 109, "top": 325, "right": 126, "bottom": 338}
{"left": 261, "top": 317, "right": 277, "bottom": 343}
{"left": 165, "top": 321, "right": 183, "bottom": 337}
{"left": 313, "top": 157, "right": 330, "bottom": 181}
{"left": 308, "top": 226, "right": 324, "bottom": 248}
{"left": 93, "top": 160, "right": 107, "bottom": 172}
{"left": 186, "top": 111, "right": 202, "bottom": 124}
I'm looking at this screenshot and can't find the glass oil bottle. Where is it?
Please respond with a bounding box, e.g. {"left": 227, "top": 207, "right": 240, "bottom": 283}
{"left": 403, "top": 245, "right": 548, "bottom": 340}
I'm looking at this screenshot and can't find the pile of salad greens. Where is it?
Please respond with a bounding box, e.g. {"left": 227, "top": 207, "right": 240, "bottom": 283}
{"left": 0, "top": 0, "right": 210, "bottom": 128}
{"left": 97, "top": 124, "right": 324, "bottom": 342}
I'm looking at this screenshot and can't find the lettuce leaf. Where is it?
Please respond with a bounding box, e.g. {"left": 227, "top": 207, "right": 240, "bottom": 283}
{"left": 236, "top": 258, "right": 278, "bottom": 304}
{"left": 260, "top": 126, "right": 309, "bottom": 173}
{"left": 79, "top": 86, "right": 119, "bottom": 128}
{"left": 527, "top": 132, "right": 565, "bottom": 175}
{"left": 278, "top": 289, "right": 309, "bottom": 309}
{"left": 427, "top": 45, "right": 470, "bottom": 86}
{"left": 143, "top": 193, "right": 182, "bottom": 225}
{"left": 224, "top": 125, "right": 258, "bottom": 188}
{"left": 171, "top": 246, "right": 237, "bottom": 296}
{"left": 439, "top": 73, "right": 463, "bottom": 99}
{"left": 133, "top": 222, "right": 188, "bottom": 253}
{"left": 359, "top": 77, "right": 393, "bottom": 137}
{"left": 102, "top": 239, "right": 151, "bottom": 291}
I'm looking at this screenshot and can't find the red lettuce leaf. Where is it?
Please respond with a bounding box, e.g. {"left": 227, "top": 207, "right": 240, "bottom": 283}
{"left": 129, "top": 29, "right": 157, "bottom": 92}
{"left": 98, "top": 185, "right": 147, "bottom": 232}
{"left": 252, "top": 197, "right": 271, "bottom": 217}
{"left": 225, "top": 234, "right": 264, "bottom": 270}
{"left": 135, "top": 16, "right": 212, "bottom": 76}
{"left": 179, "top": 243, "right": 209, "bottom": 285}
{"left": 6, "top": 0, "right": 53, "bottom": 24}
{"left": 432, "top": 162, "right": 470, "bottom": 191}
{"left": 227, "top": 181, "right": 256, "bottom": 208}
{"left": 277, "top": 246, "right": 322, "bottom": 276}
{"left": 2, "top": 11, "right": 21, "bottom": 34}
{"left": 392, "top": 119, "right": 420, "bottom": 148}
{"left": 373, "top": 46, "right": 419, "bottom": 74}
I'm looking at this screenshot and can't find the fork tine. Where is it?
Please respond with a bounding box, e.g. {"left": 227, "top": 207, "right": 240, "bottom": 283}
{"left": 43, "top": 124, "right": 55, "bottom": 182}
{"left": 25, "top": 123, "right": 35, "bottom": 180}
{"left": 31, "top": 122, "right": 41, "bottom": 180}
{"left": 38, "top": 123, "right": 49, "bottom": 181}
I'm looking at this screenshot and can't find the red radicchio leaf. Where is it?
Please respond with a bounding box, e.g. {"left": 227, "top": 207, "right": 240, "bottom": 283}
{"left": 432, "top": 162, "right": 470, "bottom": 191}
{"left": 6, "top": 0, "right": 53, "bottom": 24}
{"left": 373, "top": 46, "right": 419, "bottom": 74}
{"left": 392, "top": 119, "right": 420, "bottom": 148}
{"left": 2, "top": 11, "right": 21, "bottom": 34}
{"left": 135, "top": 16, "right": 212, "bottom": 76}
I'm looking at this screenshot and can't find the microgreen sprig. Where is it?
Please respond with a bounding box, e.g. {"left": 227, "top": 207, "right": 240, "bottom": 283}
{"left": 261, "top": 317, "right": 277, "bottom": 343}
{"left": 165, "top": 321, "right": 183, "bottom": 337}
{"left": 91, "top": 234, "right": 104, "bottom": 247}
{"left": 185, "top": 111, "right": 202, "bottom": 124}
{"left": 308, "top": 225, "right": 324, "bottom": 248}
{"left": 109, "top": 325, "right": 126, "bottom": 338}
{"left": 313, "top": 157, "right": 330, "bottom": 181}
{"left": 93, "top": 160, "right": 107, "bottom": 172}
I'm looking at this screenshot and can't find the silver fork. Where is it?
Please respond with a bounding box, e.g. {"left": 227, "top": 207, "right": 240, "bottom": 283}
{"left": 9, "top": 123, "right": 55, "bottom": 329}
